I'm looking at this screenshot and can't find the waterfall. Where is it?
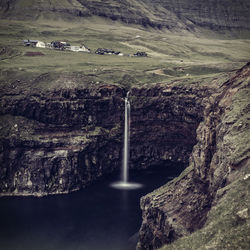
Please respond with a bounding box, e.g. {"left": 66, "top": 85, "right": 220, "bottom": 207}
{"left": 110, "top": 92, "right": 142, "bottom": 190}
{"left": 122, "top": 92, "right": 130, "bottom": 183}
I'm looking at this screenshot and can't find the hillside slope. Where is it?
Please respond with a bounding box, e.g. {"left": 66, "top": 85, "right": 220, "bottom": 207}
{"left": 1, "top": 0, "right": 250, "bottom": 35}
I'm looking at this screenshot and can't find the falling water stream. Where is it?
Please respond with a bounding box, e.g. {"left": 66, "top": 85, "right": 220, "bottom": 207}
{"left": 111, "top": 92, "right": 142, "bottom": 190}
{"left": 123, "top": 91, "right": 130, "bottom": 183}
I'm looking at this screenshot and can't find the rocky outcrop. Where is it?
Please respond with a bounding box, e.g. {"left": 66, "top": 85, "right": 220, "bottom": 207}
{"left": 0, "top": 72, "right": 213, "bottom": 196}
{"left": 137, "top": 63, "right": 250, "bottom": 249}
{"left": 129, "top": 83, "right": 210, "bottom": 168}
{"left": 0, "top": 81, "right": 125, "bottom": 196}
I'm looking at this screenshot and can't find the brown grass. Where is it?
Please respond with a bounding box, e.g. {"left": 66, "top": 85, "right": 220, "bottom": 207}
{"left": 24, "top": 51, "right": 45, "bottom": 56}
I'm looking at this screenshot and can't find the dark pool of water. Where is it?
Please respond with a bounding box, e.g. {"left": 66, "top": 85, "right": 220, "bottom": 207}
{"left": 0, "top": 164, "right": 183, "bottom": 250}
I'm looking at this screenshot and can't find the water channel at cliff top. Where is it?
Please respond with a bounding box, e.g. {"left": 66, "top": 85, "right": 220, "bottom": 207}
{"left": 0, "top": 164, "right": 184, "bottom": 250}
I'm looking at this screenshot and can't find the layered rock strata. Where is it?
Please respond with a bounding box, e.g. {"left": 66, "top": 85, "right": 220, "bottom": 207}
{"left": 137, "top": 63, "right": 250, "bottom": 249}
{"left": 0, "top": 74, "right": 210, "bottom": 196}
{"left": 129, "top": 83, "right": 209, "bottom": 168}
{"left": 0, "top": 83, "right": 125, "bottom": 196}
{"left": 1, "top": 0, "right": 250, "bottom": 34}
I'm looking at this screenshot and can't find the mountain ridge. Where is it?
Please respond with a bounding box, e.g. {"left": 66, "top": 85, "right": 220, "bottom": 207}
{"left": 1, "top": 0, "right": 250, "bottom": 36}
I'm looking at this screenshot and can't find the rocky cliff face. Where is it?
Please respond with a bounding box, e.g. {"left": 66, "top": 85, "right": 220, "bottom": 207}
{"left": 0, "top": 78, "right": 125, "bottom": 196}
{"left": 137, "top": 63, "right": 250, "bottom": 249}
{"left": 0, "top": 73, "right": 211, "bottom": 196}
{"left": 1, "top": 64, "right": 248, "bottom": 248}
{"left": 129, "top": 83, "right": 209, "bottom": 168}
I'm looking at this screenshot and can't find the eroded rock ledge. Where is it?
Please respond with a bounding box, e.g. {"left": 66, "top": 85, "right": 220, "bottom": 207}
{"left": 137, "top": 63, "right": 250, "bottom": 250}
{"left": 0, "top": 73, "right": 213, "bottom": 196}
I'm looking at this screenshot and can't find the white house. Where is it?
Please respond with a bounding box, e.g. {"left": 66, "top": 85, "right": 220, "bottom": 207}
{"left": 36, "top": 41, "right": 46, "bottom": 48}
{"left": 68, "top": 45, "right": 90, "bottom": 52}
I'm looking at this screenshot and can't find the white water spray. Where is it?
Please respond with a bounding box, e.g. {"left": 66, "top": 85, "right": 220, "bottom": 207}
{"left": 122, "top": 91, "right": 130, "bottom": 183}
{"left": 111, "top": 92, "right": 142, "bottom": 190}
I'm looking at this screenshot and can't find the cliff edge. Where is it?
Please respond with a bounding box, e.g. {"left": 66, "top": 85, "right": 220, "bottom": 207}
{"left": 137, "top": 63, "right": 250, "bottom": 249}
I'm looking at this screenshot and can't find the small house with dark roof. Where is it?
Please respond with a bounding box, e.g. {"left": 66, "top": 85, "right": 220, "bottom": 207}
{"left": 23, "top": 40, "right": 39, "bottom": 47}
{"left": 50, "top": 41, "right": 70, "bottom": 50}
{"left": 134, "top": 51, "right": 148, "bottom": 57}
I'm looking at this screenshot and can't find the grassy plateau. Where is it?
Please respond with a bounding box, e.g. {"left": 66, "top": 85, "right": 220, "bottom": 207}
{"left": 0, "top": 16, "right": 249, "bottom": 88}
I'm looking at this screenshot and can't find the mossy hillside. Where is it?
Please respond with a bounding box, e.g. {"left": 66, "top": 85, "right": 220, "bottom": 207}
{"left": 0, "top": 0, "right": 89, "bottom": 20}
{"left": 160, "top": 173, "right": 250, "bottom": 250}
{"left": 2, "top": 0, "right": 250, "bottom": 38}
{"left": 223, "top": 79, "right": 250, "bottom": 166}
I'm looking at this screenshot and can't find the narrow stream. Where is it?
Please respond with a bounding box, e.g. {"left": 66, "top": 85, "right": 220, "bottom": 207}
{"left": 0, "top": 164, "right": 184, "bottom": 250}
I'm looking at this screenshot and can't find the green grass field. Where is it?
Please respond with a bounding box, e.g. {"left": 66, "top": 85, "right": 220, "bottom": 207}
{"left": 0, "top": 17, "right": 249, "bottom": 87}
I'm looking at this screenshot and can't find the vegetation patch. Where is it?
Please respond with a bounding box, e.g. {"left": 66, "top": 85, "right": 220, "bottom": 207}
{"left": 161, "top": 176, "right": 250, "bottom": 250}
{"left": 24, "top": 51, "right": 45, "bottom": 56}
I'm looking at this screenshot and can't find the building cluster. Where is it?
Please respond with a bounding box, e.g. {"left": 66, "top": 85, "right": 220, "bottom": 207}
{"left": 95, "top": 48, "right": 122, "bottom": 56}
{"left": 134, "top": 51, "right": 147, "bottom": 57}
{"left": 94, "top": 48, "right": 147, "bottom": 57}
{"left": 23, "top": 40, "right": 90, "bottom": 53}
{"left": 23, "top": 39, "right": 147, "bottom": 57}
